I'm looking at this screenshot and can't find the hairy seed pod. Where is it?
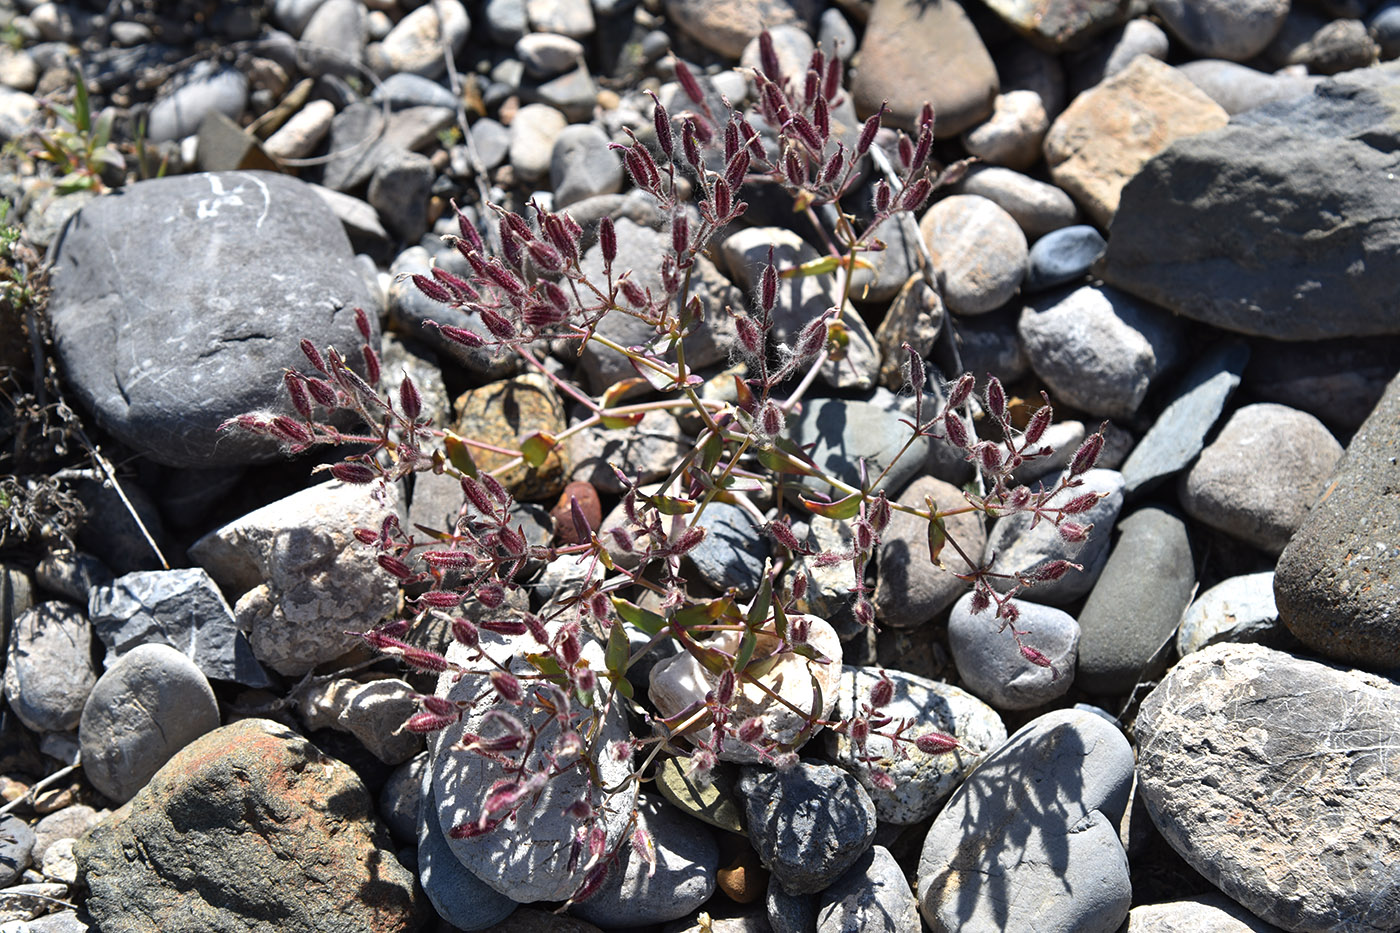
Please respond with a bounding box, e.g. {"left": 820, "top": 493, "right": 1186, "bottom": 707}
{"left": 713, "top": 178, "right": 732, "bottom": 219}
{"left": 823, "top": 57, "right": 842, "bottom": 101}
{"left": 790, "top": 573, "right": 808, "bottom": 601}
{"left": 650, "top": 92, "right": 673, "bottom": 159}
{"left": 675, "top": 58, "right": 705, "bottom": 104}
{"left": 541, "top": 281, "right": 570, "bottom": 316}
{"left": 792, "top": 114, "right": 823, "bottom": 153}
{"left": 598, "top": 215, "right": 617, "bottom": 267}
{"left": 402, "top": 645, "right": 449, "bottom": 672}
{"left": 738, "top": 716, "right": 765, "bottom": 744}
{"left": 682, "top": 118, "right": 702, "bottom": 168}
{"left": 715, "top": 669, "right": 737, "bottom": 706}
{"left": 725, "top": 149, "right": 750, "bottom": 192}
{"left": 897, "top": 132, "right": 914, "bottom": 171}
{"left": 854, "top": 599, "right": 874, "bottom": 627}
{"left": 855, "top": 520, "right": 874, "bottom": 553}
{"left": 491, "top": 669, "right": 524, "bottom": 704}
{"left": 480, "top": 618, "right": 528, "bottom": 636}
{"left": 527, "top": 240, "right": 564, "bottom": 274}
{"left": 803, "top": 67, "right": 819, "bottom": 108}
{"left": 355, "top": 307, "right": 372, "bottom": 341}
{"left": 476, "top": 583, "right": 506, "bottom": 609}
{"left": 901, "top": 177, "right": 932, "bottom": 213}
{"left": 1025, "top": 403, "right": 1053, "bottom": 445}
{"left": 911, "top": 126, "right": 933, "bottom": 174}
{"left": 850, "top": 717, "right": 869, "bottom": 746}
{"left": 759, "top": 31, "right": 781, "bottom": 81}
{"left": 271, "top": 415, "right": 313, "bottom": 447}
{"left": 760, "top": 399, "right": 785, "bottom": 436}
{"left": 284, "top": 371, "right": 312, "bottom": 419}
{"left": 362, "top": 345, "right": 381, "bottom": 387}
{"left": 330, "top": 462, "right": 377, "bottom": 484}
{"left": 978, "top": 442, "right": 1002, "bottom": 473}
{"left": 456, "top": 204, "right": 483, "bottom": 251}
{"left": 947, "top": 372, "right": 976, "bottom": 409}
{"left": 1061, "top": 492, "right": 1102, "bottom": 515}
{"left": 1020, "top": 644, "right": 1054, "bottom": 672}
{"left": 986, "top": 376, "right": 1006, "bottom": 421}
{"left": 482, "top": 472, "right": 510, "bottom": 505}
{"left": 671, "top": 527, "right": 706, "bottom": 556}
{"left": 1070, "top": 430, "right": 1106, "bottom": 476}
{"left": 377, "top": 553, "right": 413, "bottom": 579}
{"left": 857, "top": 109, "right": 883, "bottom": 155}
{"left": 671, "top": 215, "right": 689, "bottom": 255}
{"left": 609, "top": 525, "right": 634, "bottom": 553}
{"left": 406, "top": 711, "right": 459, "bottom": 733}
{"left": 305, "top": 377, "right": 337, "bottom": 408}
{"left": 943, "top": 411, "right": 969, "bottom": 448}
{"left": 301, "top": 338, "right": 328, "bottom": 374}
{"left": 870, "top": 675, "right": 894, "bottom": 709}
{"left": 433, "top": 267, "right": 478, "bottom": 302}
{"left": 1059, "top": 521, "right": 1091, "bottom": 543}
{"left": 413, "top": 273, "right": 454, "bottom": 305}
{"left": 399, "top": 375, "right": 422, "bottom": 421}
{"left": 874, "top": 180, "right": 892, "bottom": 213}
{"left": 437, "top": 324, "right": 484, "bottom": 348}
{"left": 920, "top": 102, "right": 935, "bottom": 132}
{"left": 869, "top": 493, "right": 891, "bottom": 535}
{"left": 522, "top": 302, "right": 563, "bottom": 331}
{"left": 796, "top": 314, "right": 829, "bottom": 360}
{"left": 460, "top": 476, "right": 495, "bottom": 515}
{"left": 724, "top": 120, "right": 740, "bottom": 162}
{"left": 813, "top": 96, "right": 830, "bottom": 143}
{"left": 760, "top": 258, "right": 778, "bottom": 315}
{"left": 784, "top": 148, "right": 807, "bottom": 186}
{"left": 619, "top": 278, "right": 648, "bottom": 308}
{"left": 479, "top": 307, "right": 517, "bottom": 341}
{"left": 915, "top": 731, "right": 960, "bottom": 754}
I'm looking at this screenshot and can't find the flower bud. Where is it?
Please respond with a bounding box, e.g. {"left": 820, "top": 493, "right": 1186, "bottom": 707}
{"left": 869, "top": 493, "right": 891, "bottom": 535}
{"left": 598, "top": 216, "right": 617, "bottom": 266}
{"left": 413, "top": 273, "right": 455, "bottom": 305}
{"left": 675, "top": 58, "right": 705, "bottom": 104}
{"left": 402, "top": 646, "right": 449, "bottom": 672}
{"left": 943, "top": 410, "right": 969, "bottom": 448}
{"left": 897, "top": 132, "right": 914, "bottom": 170}
{"left": 760, "top": 256, "right": 778, "bottom": 316}
{"left": 985, "top": 376, "right": 1007, "bottom": 421}
{"left": 738, "top": 716, "right": 765, "bottom": 744}
{"left": 301, "top": 339, "right": 328, "bottom": 374}
{"left": 822, "top": 146, "right": 844, "bottom": 186}
{"left": 650, "top": 92, "right": 673, "bottom": 159}
{"left": 330, "top": 462, "right": 377, "bottom": 484}
{"left": 870, "top": 675, "right": 894, "bottom": 709}
{"left": 451, "top": 617, "right": 479, "bottom": 647}
{"left": 900, "top": 177, "right": 931, "bottom": 213}
{"left": 284, "top": 372, "right": 312, "bottom": 419}
{"left": 857, "top": 107, "right": 883, "bottom": 155}
{"left": 671, "top": 215, "right": 689, "bottom": 255}
{"left": 1058, "top": 521, "right": 1091, "bottom": 544}
{"left": 1020, "top": 644, "right": 1055, "bottom": 673}
{"left": 726, "top": 149, "right": 751, "bottom": 192}
{"left": 947, "top": 373, "right": 976, "bottom": 409}
{"left": 915, "top": 731, "right": 960, "bottom": 754}
{"left": 435, "top": 323, "right": 485, "bottom": 349}
{"left": 1024, "top": 403, "right": 1053, "bottom": 445}
{"left": 759, "top": 30, "right": 781, "bottom": 81}
{"left": 491, "top": 670, "right": 524, "bottom": 704}
{"left": 527, "top": 240, "right": 564, "bottom": 274}
{"left": 759, "top": 399, "right": 786, "bottom": 436}
{"left": 874, "top": 180, "right": 891, "bottom": 213}
{"left": 1070, "top": 429, "right": 1106, "bottom": 476}
{"left": 850, "top": 717, "right": 869, "bottom": 746}
{"left": 791, "top": 616, "right": 810, "bottom": 644}
{"left": 355, "top": 306, "right": 373, "bottom": 341}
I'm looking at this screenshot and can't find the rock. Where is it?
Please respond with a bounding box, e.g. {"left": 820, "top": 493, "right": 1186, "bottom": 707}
{"left": 34, "top": 551, "right": 112, "bottom": 605}
{"left": 740, "top": 25, "right": 816, "bottom": 81}
{"left": 517, "top": 33, "right": 585, "bottom": 78}
{"left": 789, "top": 392, "right": 932, "bottom": 499}
{"left": 389, "top": 244, "right": 519, "bottom": 381}
{"left": 1075, "top": 507, "right": 1196, "bottom": 695}
{"left": 0, "top": 564, "right": 34, "bottom": 639}
{"left": 1242, "top": 336, "right": 1400, "bottom": 430}
{"left": 370, "top": 72, "right": 460, "bottom": 111}
{"left": 956, "top": 166, "right": 1081, "bottom": 239}
{"left": 1373, "top": 1, "right": 1400, "bottom": 59}
{"left": 571, "top": 793, "right": 718, "bottom": 927}
{"left": 453, "top": 373, "right": 569, "bottom": 501}
{"left": 1024, "top": 225, "right": 1106, "bottom": 292}
{"left": 1070, "top": 18, "right": 1171, "bottom": 94}
{"left": 1100, "top": 66, "right": 1400, "bottom": 340}
{"left": 1044, "top": 56, "right": 1228, "bottom": 228}
{"left": 367, "top": 149, "right": 434, "bottom": 242}
{"left": 526, "top": 0, "right": 594, "bottom": 37}
{"left": 1137, "top": 643, "right": 1400, "bottom": 933}
{"left": 1120, "top": 341, "right": 1248, "bottom": 496}
{"left": 0, "top": 883, "right": 72, "bottom": 924}
{"left": 917, "top": 709, "right": 1134, "bottom": 933}
{"left": 792, "top": 517, "right": 861, "bottom": 633}
{"left": 717, "top": 843, "right": 767, "bottom": 905}
{"left": 1010, "top": 420, "right": 1087, "bottom": 487}
{"left": 195, "top": 111, "right": 279, "bottom": 174}
{"left": 416, "top": 753, "right": 518, "bottom": 930}
{"left": 189, "top": 479, "right": 404, "bottom": 678}
{"left": 769, "top": 881, "right": 818, "bottom": 933}
{"left": 550, "top": 124, "right": 624, "bottom": 208}
{"left": 1122, "top": 893, "right": 1287, "bottom": 932}
{"left": 3, "top": 601, "right": 97, "bottom": 734}
{"left": 918, "top": 195, "right": 1027, "bottom": 315}
{"left": 980, "top": 0, "right": 1133, "bottom": 51}
{"left": 569, "top": 409, "right": 688, "bottom": 495}
{"left": 1283, "top": 18, "right": 1378, "bottom": 74}
{"left": 299, "top": 0, "right": 367, "bottom": 76}
{"left": 0, "top": 47, "right": 38, "bottom": 92}
{"left": 739, "top": 762, "right": 876, "bottom": 896}
{"left": 379, "top": 753, "right": 426, "bottom": 846}
{"left": 649, "top": 614, "right": 842, "bottom": 765}
{"left": 819, "top": 7, "right": 857, "bottom": 59}
{"left": 0, "top": 86, "right": 36, "bottom": 143}
{"left": 655, "top": 757, "right": 746, "bottom": 835}
{"left": 825, "top": 666, "right": 1006, "bottom": 824}
{"left": 949, "top": 305, "right": 1029, "bottom": 383}
{"left": 484, "top": 0, "right": 527, "bottom": 44}
{"left": 549, "top": 481, "right": 603, "bottom": 545}
{"left": 0, "top": 814, "right": 34, "bottom": 886}
{"left": 686, "top": 502, "right": 769, "bottom": 598}
{"left": 982, "top": 468, "right": 1126, "bottom": 605}
{"left": 313, "top": 184, "right": 389, "bottom": 243}
{"left": 663, "top": 0, "right": 814, "bottom": 59}
{"left": 1275, "top": 374, "right": 1400, "bottom": 666}
{"left": 39, "top": 836, "right": 76, "bottom": 884}
{"left": 1177, "top": 571, "right": 1281, "bottom": 656}
{"left": 147, "top": 62, "right": 248, "bottom": 142}
{"left": 848, "top": 208, "right": 923, "bottom": 306}
{"left": 1151, "top": 0, "right": 1289, "bottom": 60}
{"left": 851, "top": 0, "right": 997, "bottom": 135}
{"left": 46, "top": 172, "right": 376, "bottom": 469}
{"left": 816, "top": 845, "right": 918, "bottom": 933}
{"left": 1019, "top": 285, "right": 1183, "bottom": 421}
{"left": 719, "top": 226, "right": 879, "bottom": 391}
{"left": 1175, "top": 59, "right": 1320, "bottom": 115}
{"left": 264, "top": 98, "right": 336, "bottom": 160}
{"left": 273, "top": 0, "right": 330, "bottom": 35}
{"left": 78, "top": 643, "right": 221, "bottom": 804}
{"left": 86, "top": 568, "right": 269, "bottom": 688}
{"left": 76, "top": 718, "right": 420, "bottom": 932}
{"left": 375, "top": 0, "right": 470, "bottom": 78}
{"left": 322, "top": 102, "right": 455, "bottom": 192}
{"left": 948, "top": 594, "right": 1079, "bottom": 709}
{"left": 874, "top": 476, "right": 984, "bottom": 629}
{"left": 299, "top": 676, "right": 423, "bottom": 765}
{"left": 430, "top": 633, "right": 637, "bottom": 902}
{"left": 874, "top": 277, "right": 944, "bottom": 390}
{"left": 32, "top": 805, "right": 102, "bottom": 864}
{"left": 1179, "top": 403, "right": 1342, "bottom": 556}
{"left": 962, "top": 90, "right": 1049, "bottom": 170}
{"left": 534, "top": 66, "right": 599, "bottom": 124}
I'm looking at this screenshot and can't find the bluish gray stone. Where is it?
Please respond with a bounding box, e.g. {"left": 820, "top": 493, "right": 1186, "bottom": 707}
{"left": 769, "top": 879, "right": 818, "bottom": 933}
{"left": 874, "top": 476, "right": 982, "bottom": 629}
{"left": 485, "top": 0, "right": 527, "bottom": 44}
{"left": 571, "top": 794, "right": 718, "bottom": 927}
{"left": 0, "top": 563, "right": 33, "bottom": 646}
{"left": 1120, "top": 342, "right": 1248, "bottom": 496}
{"left": 982, "top": 469, "right": 1126, "bottom": 606}
{"left": 368, "top": 148, "right": 434, "bottom": 242}
{"left": 550, "top": 124, "right": 624, "bottom": 209}
{"left": 1075, "top": 507, "right": 1195, "bottom": 695}
{"left": 87, "top": 568, "right": 270, "bottom": 688}
{"left": 824, "top": 666, "right": 1006, "bottom": 824}
{"left": 1276, "top": 373, "right": 1400, "bottom": 666}
{"left": 1100, "top": 65, "right": 1400, "bottom": 340}
{"left": 1176, "top": 59, "right": 1319, "bottom": 115}
{"left": 1177, "top": 571, "right": 1280, "bottom": 656}
{"left": 739, "top": 762, "right": 877, "bottom": 896}
{"left": 147, "top": 62, "right": 248, "bottom": 142}
{"left": 817, "top": 845, "right": 918, "bottom": 933}
{"left": 1242, "top": 336, "right": 1400, "bottom": 430}
{"left": 948, "top": 593, "right": 1079, "bottom": 710}
{"left": 517, "top": 33, "right": 585, "bottom": 78}
{"left": 466, "top": 117, "right": 511, "bottom": 170}
{"left": 949, "top": 305, "right": 1029, "bottom": 384}
{"left": 3, "top": 601, "right": 98, "bottom": 733}
{"left": 788, "top": 397, "right": 931, "bottom": 499}
{"left": 416, "top": 751, "right": 517, "bottom": 930}
{"left": 299, "top": 0, "right": 366, "bottom": 76}
{"left": 688, "top": 502, "right": 769, "bottom": 598}
{"left": 370, "top": 73, "right": 459, "bottom": 111}
{"left": 917, "top": 709, "right": 1134, "bottom": 933}
{"left": 1372, "top": 1, "right": 1400, "bottom": 59}
{"left": 1137, "top": 643, "right": 1400, "bottom": 933}
{"left": 390, "top": 245, "right": 520, "bottom": 381}
{"left": 46, "top": 171, "right": 376, "bottom": 469}
{"left": 1024, "top": 225, "right": 1106, "bottom": 293}
{"left": 379, "top": 752, "right": 427, "bottom": 846}
{"left": 322, "top": 103, "right": 454, "bottom": 193}
{"left": 0, "top": 813, "right": 35, "bottom": 886}
{"left": 1151, "top": 0, "right": 1288, "bottom": 60}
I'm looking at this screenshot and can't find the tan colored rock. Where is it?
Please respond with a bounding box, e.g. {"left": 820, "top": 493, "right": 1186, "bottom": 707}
{"left": 1043, "top": 56, "right": 1228, "bottom": 227}
{"left": 981, "top": 0, "right": 1133, "bottom": 51}
{"left": 850, "top": 0, "right": 997, "bottom": 135}
{"left": 452, "top": 372, "right": 569, "bottom": 501}
{"left": 918, "top": 194, "right": 1028, "bottom": 315}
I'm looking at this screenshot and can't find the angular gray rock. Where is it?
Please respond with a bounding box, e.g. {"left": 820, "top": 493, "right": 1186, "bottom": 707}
{"left": 788, "top": 397, "right": 931, "bottom": 499}
{"left": 1151, "top": 0, "right": 1289, "bottom": 60}
{"left": 917, "top": 709, "right": 1134, "bottom": 933}
{"left": 46, "top": 172, "right": 376, "bottom": 468}
{"left": 1123, "top": 893, "right": 1286, "bottom": 932}
{"left": 1177, "top": 571, "right": 1280, "bottom": 656}
{"left": 3, "top": 601, "right": 98, "bottom": 734}
{"left": 1137, "top": 643, "right": 1400, "bottom": 933}
{"left": 1276, "top": 373, "right": 1400, "bottom": 666}
{"left": 86, "top": 568, "right": 269, "bottom": 688}
{"left": 78, "top": 643, "right": 221, "bottom": 804}
{"left": 147, "top": 62, "right": 248, "bottom": 142}
{"left": 1075, "top": 507, "right": 1195, "bottom": 695}
{"left": 688, "top": 502, "right": 769, "bottom": 598}
{"left": 416, "top": 756, "right": 517, "bottom": 930}
{"left": 1242, "top": 336, "right": 1400, "bottom": 430}
{"left": 948, "top": 593, "right": 1079, "bottom": 710}
{"left": 817, "top": 845, "right": 919, "bottom": 933}
{"left": 550, "top": 124, "right": 623, "bottom": 209}
{"left": 1100, "top": 66, "right": 1400, "bottom": 340}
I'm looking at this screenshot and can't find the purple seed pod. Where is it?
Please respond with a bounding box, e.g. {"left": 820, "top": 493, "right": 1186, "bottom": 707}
{"left": 759, "top": 399, "right": 785, "bottom": 435}
{"left": 300, "top": 338, "right": 328, "bottom": 374}
{"left": 792, "top": 113, "right": 823, "bottom": 153}
{"left": 724, "top": 120, "right": 740, "bottom": 162}
{"left": 477, "top": 582, "right": 506, "bottom": 609}
{"left": 823, "top": 57, "right": 842, "bottom": 102}
{"left": 767, "top": 519, "right": 804, "bottom": 552}
{"left": 671, "top": 526, "right": 706, "bottom": 556}
{"left": 900, "top": 177, "right": 932, "bottom": 213}
{"left": 609, "top": 526, "right": 634, "bottom": 553}
{"left": 795, "top": 313, "right": 828, "bottom": 360}
{"left": 784, "top": 148, "right": 807, "bottom": 186}
{"left": 541, "top": 281, "right": 570, "bottom": 316}
{"left": 739, "top": 116, "right": 766, "bottom": 160}
{"left": 482, "top": 472, "right": 510, "bottom": 505}
{"left": 911, "top": 126, "right": 933, "bottom": 174}
{"left": 483, "top": 262, "right": 527, "bottom": 297}
{"left": 857, "top": 107, "right": 883, "bottom": 155}
{"left": 479, "top": 307, "right": 516, "bottom": 341}
{"left": 803, "top": 66, "right": 819, "bottom": 108}
{"left": 432, "top": 267, "right": 479, "bottom": 302}
{"left": 1060, "top": 492, "right": 1102, "bottom": 515}
{"left": 270, "top": 415, "right": 313, "bottom": 447}
{"left": 760, "top": 255, "right": 778, "bottom": 315}
{"left": 725, "top": 149, "right": 750, "bottom": 192}
{"left": 460, "top": 476, "right": 495, "bottom": 514}
{"left": 943, "top": 410, "right": 969, "bottom": 448}
{"left": 869, "top": 493, "right": 891, "bottom": 535}
{"left": 523, "top": 300, "right": 561, "bottom": 328}
{"left": 735, "top": 315, "right": 763, "bottom": 355}
{"left": 870, "top": 675, "right": 894, "bottom": 709}
{"left": 406, "top": 711, "right": 459, "bottom": 733}
{"left": 402, "top": 645, "right": 449, "bottom": 672}
{"left": 897, "top": 132, "right": 914, "bottom": 171}
{"left": 790, "top": 572, "right": 808, "bottom": 601}
{"left": 377, "top": 553, "right": 413, "bottom": 579}
{"left": 915, "top": 731, "right": 959, "bottom": 754}
{"left": 713, "top": 178, "right": 732, "bottom": 219}
{"left": 661, "top": 253, "right": 680, "bottom": 293}
{"left": 920, "top": 102, "right": 935, "bottom": 132}
{"left": 491, "top": 669, "right": 524, "bottom": 704}
{"left": 985, "top": 377, "right": 1007, "bottom": 421}
{"left": 977, "top": 441, "right": 1002, "bottom": 473}
{"left": 355, "top": 306, "right": 372, "bottom": 341}
{"left": 1024, "top": 402, "right": 1053, "bottom": 445}
{"left": 527, "top": 240, "right": 564, "bottom": 274}
{"left": 520, "top": 612, "right": 548, "bottom": 644}
{"left": 1059, "top": 521, "right": 1091, "bottom": 543}
{"left": 399, "top": 375, "right": 422, "bottom": 421}
{"left": 456, "top": 203, "right": 483, "bottom": 251}
{"left": 854, "top": 519, "right": 874, "bottom": 552}
{"left": 329, "top": 462, "right": 377, "bottom": 484}
{"left": 649, "top": 91, "right": 673, "bottom": 159}
{"left": 675, "top": 57, "right": 706, "bottom": 104}
{"left": 284, "top": 371, "right": 312, "bottom": 419}
{"left": 634, "top": 143, "right": 661, "bottom": 189}
{"left": 682, "top": 118, "right": 702, "bottom": 169}
{"left": 671, "top": 215, "right": 689, "bottom": 255}
{"left": 560, "top": 628, "right": 582, "bottom": 664}
{"left": 853, "top": 598, "right": 874, "bottom": 627}
{"left": 813, "top": 96, "right": 830, "bottom": 143}
{"left": 874, "top": 180, "right": 892, "bottom": 213}
{"left": 305, "top": 378, "right": 337, "bottom": 408}
{"left": 480, "top": 618, "right": 528, "bottom": 637}
{"left": 598, "top": 215, "right": 617, "bottom": 266}
{"left": 716, "top": 669, "right": 737, "bottom": 705}
{"left": 947, "top": 373, "right": 976, "bottom": 409}
{"left": 435, "top": 324, "right": 485, "bottom": 349}
{"left": 850, "top": 717, "right": 869, "bottom": 746}
{"left": 1070, "top": 429, "right": 1106, "bottom": 476}
{"left": 362, "top": 345, "right": 381, "bottom": 387}
{"left": 738, "top": 717, "right": 765, "bottom": 744}
{"left": 759, "top": 30, "right": 781, "bottom": 82}
{"left": 619, "top": 278, "right": 648, "bottom": 308}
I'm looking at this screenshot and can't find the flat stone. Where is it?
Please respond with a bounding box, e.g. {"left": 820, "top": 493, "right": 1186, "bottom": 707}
{"left": 816, "top": 845, "right": 919, "bottom": 933}
{"left": 663, "top": 0, "right": 814, "bottom": 59}
{"left": 87, "top": 568, "right": 269, "bottom": 688}
{"left": 550, "top": 124, "right": 623, "bottom": 209}
{"left": 0, "top": 814, "right": 34, "bottom": 887}
{"left": 1044, "top": 56, "right": 1228, "bottom": 228}
{"left": 874, "top": 476, "right": 983, "bottom": 629}
{"left": 1120, "top": 341, "right": 1248, "bottom": 496}
{"left": 264, "top": 98, "right": 336, "bottom": 160}
{"left": 1075, "top": 507, "right": 1196, "bottom": 695}
{"left": 824, "top": 666, "right": 1006, "bottom": 824}
{"left": 46, "top": 172, "right": 375, "bottom": 468}
{"left": 1152, "top": 0, "right": 1289, "bottom": 60}
{"left": 370, "top": 72, "right": 460, "bottom": 110}
{"left": 1025, "top": 225, "right": 1106, "bottom": 292}
{"left": 33, "top": 551, "right": 110, "bottom": 605}
{"left": 3, "top": 601, "right": 98, "bottom": 734}
{"left": 453, "top": 373, "right": 569, "bottom": 502}
{"left": 76, "top": 718, "right": 420, "bottom": 932}
{"left": 368, "top": 148, "right": 433, "bottom": 242}
{"left": 322, "top": 103, "right": 455, "bottom": 192}
{"left": 957, "top": 166, "right": 1082, "bottom": 239}
{"left": 851, "top": 0, "right": 997, "bottom": 135}
{"left": 1099, "top": 65, "right": 1400, "bottom": 340}
{"left": 526, "top": 0, "right": 594, "bottom": 38}
{"left": 1276, "top": 374, "right": 1400, "bottom": 666}
{"left": 517, "top": 33, "right": 584, "bottom": 78}
{"left": 1020, "top": 285, "right": 1183, "bottom": 421}
{"left": 1136, "top": 643, "right": 1400, "bottom": 933}
{"left": 687, "top": 502, "right": 769, "bottom": 598}
{"left": 948, "top": 593, "right": 1079, "bottom": 710}
{"left": 917, "top": 709, "right": 1134, "bottom": 933}
{"left": 1070, "top": 18, "right": 1171, "bottom": 94}
{"left": 78, "top": 643, "right": 221, "bottom": 804}
{"left": 787, "top": 397, "right": 931, "bottom": 499}
{"left": 1179, "top": 403, "right": 1342, "bottom": 556}
{"left": 981, "top": 0, "right": 1133, "bottom": 51}
{"left": 1177, "top": 571, "right": 1280, "bottom": 656}
{"left": 1176, "top": 58, "right": 1320, "bottom": 115}
{"left": 918, "top": 195, "right": 1027, "bottom": 315}
{"left": 655, "top": 757, "right": 746, "bottom": 835}
{"left": 374, "top": 0, "right": 470, "bottom": 78}
{"left": 1281, "top": 17, "right": 1378, "bottom": 74}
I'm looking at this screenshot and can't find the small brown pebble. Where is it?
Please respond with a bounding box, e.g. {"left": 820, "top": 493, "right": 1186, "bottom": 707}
{"left": 595, "top": 89, "right": 621, "bottom": 110}
{"left": 551, "top": 481, "right": 602, "bottom": 544}
{"left": 716, "top": 844, "right": 767, "bottom": 904}
{"left": 0, "top": 775, "right": 29, "bottom": 805}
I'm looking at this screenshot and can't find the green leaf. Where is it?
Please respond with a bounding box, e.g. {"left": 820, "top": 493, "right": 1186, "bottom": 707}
{"left": 649, "top": 494, "right": 696, "bottom": 515}
{"left": 746, "top": 572, "right": 772, "bottom": 631}
{"left": 701, "top": 433, "right": 723, "bottom": 473}
{"left": 600, "top": 412, "right": 645, "bottom": 429}
{"left": 72, "top": 68, "right": 90, "bottom": 133}
{"left": 927, "top": 512, "right": 947, "bottom": 567}
{"left": 91, "top": 108, "right": 113, "bottom": 150}
{"left": 525, "top": 652, "right": 567, "bottom": 684}
{"left": 779, "top": 255, "right": 840, "bottom": 279}
{"left": 606, "top": 619, "right": 630, "bottom": 676}
{"left": 720, "top": 475, "right": 765, "bottom": 493}
{"left": 799, "top": 492, "right": 862, "bottom": 521}
{"left": 611, "top": 596, "right": 666, "bottom": 636}
{"left": 601, "top": 378, "right": 647, "bottom": 408}
{"left": 733, "top": 629, "right": 759, "bottom": 674}
{"left": 443, "top": 432, "right": 479, "bottom": 478}
{"left": 520, "top": 430, "right": 557, "bottom": 468}
{"left": 672, "top": 596, "right": 736, "bottom": 632}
